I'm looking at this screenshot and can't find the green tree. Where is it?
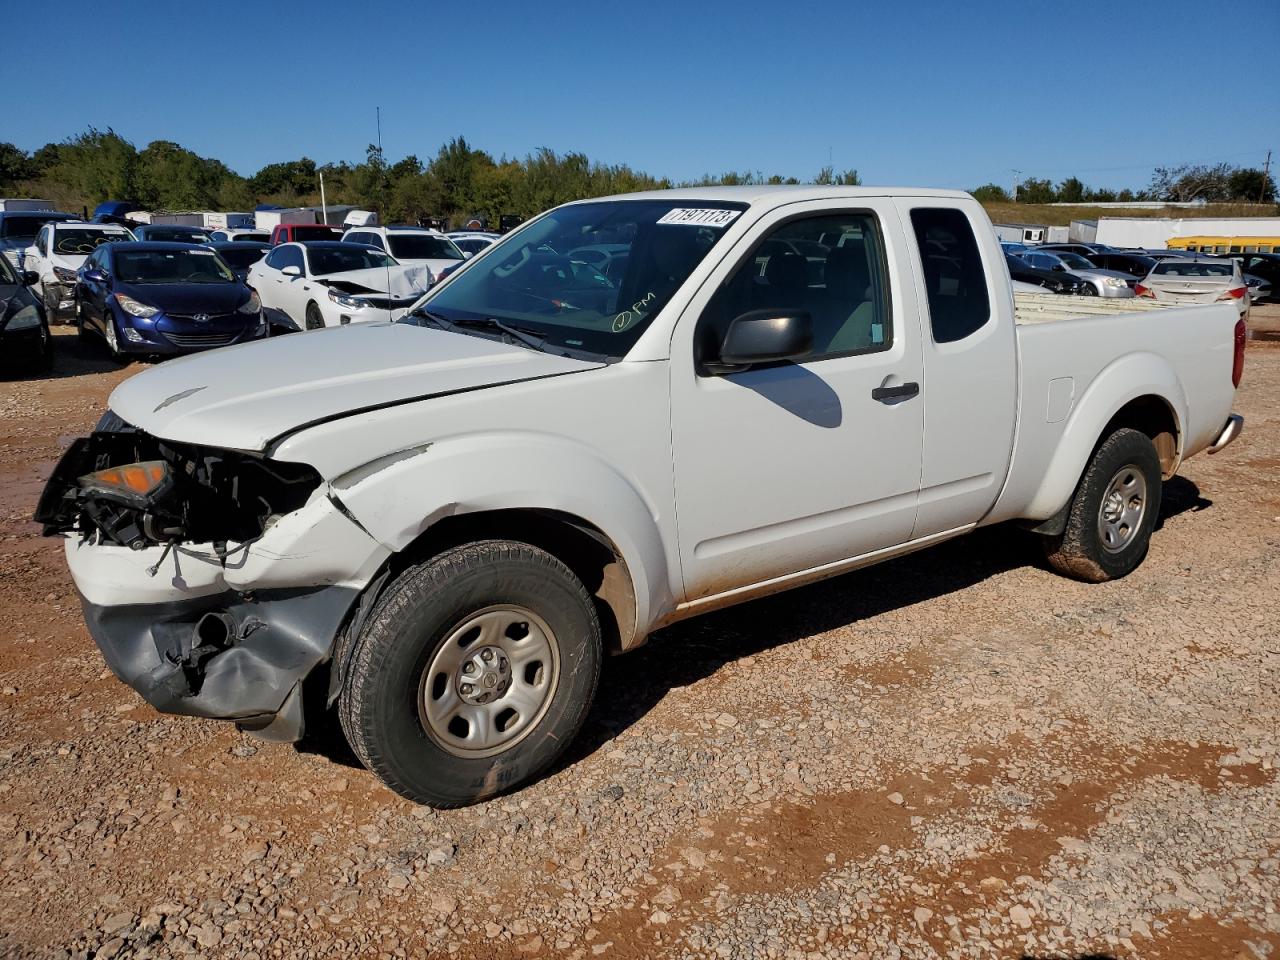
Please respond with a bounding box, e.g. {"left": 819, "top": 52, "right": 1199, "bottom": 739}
{"left": 1056, "top": 176, "right": 1086, "bottom": 203}
{"left": 971, "top": 183, "right": 1010, "bottom": 202}
{"left": 1016, "top": 177, "right": 1055, "bottom": 204}
{"left": 52, "top": 128, "right": 138, "bottom": 204}
{"left": 0, "top": 143, "right": 34, "bottom": 189}
{"left": 1227, "top": 167, "right": 1276, "bottom": 203}
{"left": 248, "top": 158, "right": 318, "bottom": 199}
{"left": 135, "top": 140, "right": 230, "bottom": 209}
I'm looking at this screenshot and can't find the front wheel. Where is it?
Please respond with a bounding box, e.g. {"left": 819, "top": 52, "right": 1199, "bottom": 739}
{"left": 1078, "top": 283, "right": 1097, "bottom": 296}
{"left": 339, "top": 540, "right": 602, "bottom": 806}
{"left": 304, "top": 301, "right": 325, "bottom": 330}
{"left": 1042, "top": 427, "right": 1162, "bottom": 582}
{"left": 103, "top": 315, "right": 126, "bottom": 363}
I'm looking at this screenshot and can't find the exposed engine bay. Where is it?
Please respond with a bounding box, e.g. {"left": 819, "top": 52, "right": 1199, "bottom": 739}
{"left": 35, "top": 413, "right": 322, "bottom": 550}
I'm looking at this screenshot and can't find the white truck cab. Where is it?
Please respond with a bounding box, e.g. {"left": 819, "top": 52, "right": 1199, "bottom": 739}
{"left": 37, "top": 187, "right": 1245, "bottom": 806}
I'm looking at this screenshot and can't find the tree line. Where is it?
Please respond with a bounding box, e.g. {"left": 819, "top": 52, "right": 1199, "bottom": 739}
{"left": 0, "top": 128, "right": 1272, "bottom": 227}
{"left": 972, "top": 164, "right": 1276, "bottom": 205}
{"left": 0, "top": 128, "right": 860, "bottom": 228}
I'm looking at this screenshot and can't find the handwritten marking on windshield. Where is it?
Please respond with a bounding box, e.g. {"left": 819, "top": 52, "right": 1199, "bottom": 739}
{"left": 612, "top": 291, "right": 656, "bottom": 332}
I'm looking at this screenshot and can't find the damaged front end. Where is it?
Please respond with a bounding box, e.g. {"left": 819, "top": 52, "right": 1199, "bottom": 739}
{"left": 35, "top": 412, "right": 322, "bottom": 549}
{"left": 36, "top": 414, "right": 386, "bottom": 741}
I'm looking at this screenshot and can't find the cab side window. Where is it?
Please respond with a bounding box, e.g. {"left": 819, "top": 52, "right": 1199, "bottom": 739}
{"left": 910, "top": 208, "right": 991, "bottom": 343}
{"left": 697, "top": 213, "right": 892, "bottom": 373}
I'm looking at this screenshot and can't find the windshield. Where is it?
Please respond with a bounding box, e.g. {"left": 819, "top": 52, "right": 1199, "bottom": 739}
{"left": 1153, "top": 261, "right": 1234, "bottom": 277}
{"left": 292, "top": 226, "right": 343, "bottom": 241}
{"left": 115, "top": 248, "right": 235, "bottom": 284}
{"left": 406, "top": 199, "right": 746, "bottom": 358}
{"left": 54, "top": 230, "right": 130, "bottom": 255}
{"left": 307, "top": 246, "right": 397, "bottom": 274}
{"left": 144, "top": 227, "right": 210, "bottom": 243}
{"left": 388, "top": 234, "right": 464, "bottom": 261}
{"left": 1057, "top": 252, "right": 1095, "bottom": 269}
{"left": 216, "top": 247, "right": 268, "bottom": 269}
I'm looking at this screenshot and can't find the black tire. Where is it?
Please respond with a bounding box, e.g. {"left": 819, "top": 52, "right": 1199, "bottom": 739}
{"left": 42, "top": 286, "right": 65, "bottom": 325}
{"left": 339, "top": 540, "right": 602, "bottom": 806}
{"left": 305, "top": 302, "right": 324, "bottom": 330}
{"left": 1079, "top": 283, "right": 1097, "bottom": 296}
{"left": 35, "top": 328, "right": 53, "bottom": 371}
{"left": 102, "top": 315, "right": 126, "bottom": 363}
{"left": 1042, "top": 427, "right": 1162, "bottom": 582}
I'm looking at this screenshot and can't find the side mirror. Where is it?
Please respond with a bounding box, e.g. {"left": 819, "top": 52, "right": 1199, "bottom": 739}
{"left": 22, "top": 270, "right": 39, "bottom": 286}
{"left": 82, "top": 268, "right": 106, "bottom": 283}
{"left": 282, "top": 265, "right": 302, "bottom": 277}
{"left": 463, "top": 251, "right": 473, "bottom": 259}
{"left": 708, "top": 309, "right": 813, "bottom": 374}
{"left": 1052, "top": 265, "right": 1065, "bottom": 272}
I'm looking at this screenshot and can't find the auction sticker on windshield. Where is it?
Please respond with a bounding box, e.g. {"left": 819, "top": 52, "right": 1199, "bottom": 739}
{"left": 657, "top": 208, "right": 742, "bottom": 228}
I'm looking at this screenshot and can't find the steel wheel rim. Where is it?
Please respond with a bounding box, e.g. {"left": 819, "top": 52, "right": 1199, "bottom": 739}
{"left": 1097, "top": 464, "right": 1147, "bottom": 554}
{"left": 418, "top": 605, "right": 560, "bottom": 759}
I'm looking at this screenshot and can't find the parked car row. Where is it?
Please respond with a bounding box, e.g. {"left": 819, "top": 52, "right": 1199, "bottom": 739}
{"left": 1002, "top": 240, "right": 1267, "bottom": 312}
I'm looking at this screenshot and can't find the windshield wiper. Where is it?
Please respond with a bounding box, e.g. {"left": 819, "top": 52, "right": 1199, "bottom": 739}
{"left": 463, "top": 317, "right": 547, "bottom": 352}
{"left": 410, "top": 309, "right": 547, "bottom": 352}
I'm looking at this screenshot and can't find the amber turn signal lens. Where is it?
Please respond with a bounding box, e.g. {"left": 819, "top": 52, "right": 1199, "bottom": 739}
{"left": 78, "top": 460, "right": 169, "bottom": 498}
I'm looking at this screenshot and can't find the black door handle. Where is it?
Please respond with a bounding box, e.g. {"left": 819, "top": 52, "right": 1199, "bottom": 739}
{"left": 871, "top": 381, "right": 920, "bottom": 403}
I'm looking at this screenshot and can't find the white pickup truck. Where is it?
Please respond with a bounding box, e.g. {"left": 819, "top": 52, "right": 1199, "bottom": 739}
{"left": 37, "top": 187, "right": 1246, "bottom": 806}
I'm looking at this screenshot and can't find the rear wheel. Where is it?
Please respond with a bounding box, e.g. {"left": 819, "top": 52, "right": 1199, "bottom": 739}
{"left": 339, "top": 540, "right": 602, "bottom": 806}
{"left": 305, "top": 302, "right": 325, "bottom": 330}
{"left": 1042, "top": 428, "right": 1162, "bottom": 582}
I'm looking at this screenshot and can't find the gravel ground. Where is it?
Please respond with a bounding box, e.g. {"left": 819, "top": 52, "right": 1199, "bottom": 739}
{"left": 1, "top": 315, "right": 1278, "bottom": 960}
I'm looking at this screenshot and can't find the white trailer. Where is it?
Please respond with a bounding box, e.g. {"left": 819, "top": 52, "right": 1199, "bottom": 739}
{"left": 254, "top": 208, "right": 319, "bottom": 231}
{"left": 202, "top": 212, "right": 255, "bottom": 230}
{"left": 0, "top": 199, "right": 56, "bottom": 212}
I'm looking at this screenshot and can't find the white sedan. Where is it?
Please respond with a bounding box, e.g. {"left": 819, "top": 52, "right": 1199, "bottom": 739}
{"left": 247, "top": 241, "right": 432, "bottom": 331}
{"left": 341, "top": 226, "right": 467, "bottom": 283}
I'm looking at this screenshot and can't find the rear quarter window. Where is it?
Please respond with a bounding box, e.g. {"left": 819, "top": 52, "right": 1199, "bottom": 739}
{"left": 909, "top": 208, "right": 991, "bottom": 343}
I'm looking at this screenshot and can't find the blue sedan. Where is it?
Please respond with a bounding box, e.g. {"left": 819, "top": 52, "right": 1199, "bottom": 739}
{"left": 75, "top": 242, "right": 267, "bottom": 360}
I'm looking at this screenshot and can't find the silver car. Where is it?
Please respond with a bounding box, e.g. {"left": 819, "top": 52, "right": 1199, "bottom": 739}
{"left": 1020, "top": 250, "right": 1136, "bottom": 298}
{"left": 1136, "top": 257, "right": 1250, "bottom": 320}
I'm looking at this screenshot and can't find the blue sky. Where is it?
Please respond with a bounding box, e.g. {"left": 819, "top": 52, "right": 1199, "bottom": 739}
{"left": 4, "top": 0, "right": 1276, "bottom": 191}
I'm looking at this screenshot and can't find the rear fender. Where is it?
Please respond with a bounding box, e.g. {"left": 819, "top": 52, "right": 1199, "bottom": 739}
{"left": 1023, "top": 352, "right": 1187, "bottom": 520}
{"left": 332, "top": 431, "right": 673, "bottom": 636}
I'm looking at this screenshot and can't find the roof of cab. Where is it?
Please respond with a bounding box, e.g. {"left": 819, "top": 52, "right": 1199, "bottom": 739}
{"left": 570, "top": 185, "right": 974, "bottom": 206}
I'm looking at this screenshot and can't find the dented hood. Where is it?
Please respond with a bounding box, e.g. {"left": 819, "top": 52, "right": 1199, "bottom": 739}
{"left": 314, "top": 264, "right": 431, "bottom": 297}
{"left": 107, "top": 322, "right": 604, "bottom": 452}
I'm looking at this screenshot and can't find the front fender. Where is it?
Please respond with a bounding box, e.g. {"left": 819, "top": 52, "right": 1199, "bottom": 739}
{"left": 1023, "top": 351, "right": 1187, "bottom": 520}
{"left": 332, "top": 430, "right": 674, "bottom": 635}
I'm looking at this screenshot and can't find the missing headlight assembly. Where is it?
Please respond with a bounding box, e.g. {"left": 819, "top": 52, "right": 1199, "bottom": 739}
{"left": 35, "top": 415, "right": 322, "bottom": 550}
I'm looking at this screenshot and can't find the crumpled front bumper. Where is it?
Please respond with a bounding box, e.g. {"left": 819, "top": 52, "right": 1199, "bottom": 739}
{"left": 81, "top": 583, "right": 358, "bottom": 738}
{"left": 64, "top": 490, "right": 391, "bottom": 740}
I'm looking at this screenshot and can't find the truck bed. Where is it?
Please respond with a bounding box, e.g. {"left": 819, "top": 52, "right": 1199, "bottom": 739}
{"left": 1013, "top": 291, "right": 1167, "bottom": 325}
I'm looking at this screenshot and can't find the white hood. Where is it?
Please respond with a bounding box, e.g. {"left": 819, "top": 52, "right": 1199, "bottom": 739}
{"left": 315, "top": 264, "right": 432, "bottom": 297}
{"left": 107, "top": 323, "right": 604, "bottom": 452}
{"left": 52, "top": 253, "right": 89, "bottom": 272}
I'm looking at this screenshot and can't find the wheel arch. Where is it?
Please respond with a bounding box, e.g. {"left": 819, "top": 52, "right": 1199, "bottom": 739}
{"left": 1021, "top": 352, "right": 1187, "bottom": 522}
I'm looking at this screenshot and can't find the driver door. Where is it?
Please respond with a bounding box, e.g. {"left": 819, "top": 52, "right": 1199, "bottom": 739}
{"left": 669, "top": 200, "right": 927, "bottom": 602}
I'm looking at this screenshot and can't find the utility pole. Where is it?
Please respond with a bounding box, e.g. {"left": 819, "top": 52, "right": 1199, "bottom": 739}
{"left": 1261, "top": 150, "right": 1272, "bottom": 204}
{"left": 319, "top": 170, "right": 327, "bottom": 224}
{"left": 1012, "top": 169, "right": 1022, "bottom": 203}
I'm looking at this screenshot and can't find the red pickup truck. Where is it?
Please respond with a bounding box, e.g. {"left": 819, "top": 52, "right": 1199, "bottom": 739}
{"left": 269, "top": 223, "right": 344, "bottom": 245}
